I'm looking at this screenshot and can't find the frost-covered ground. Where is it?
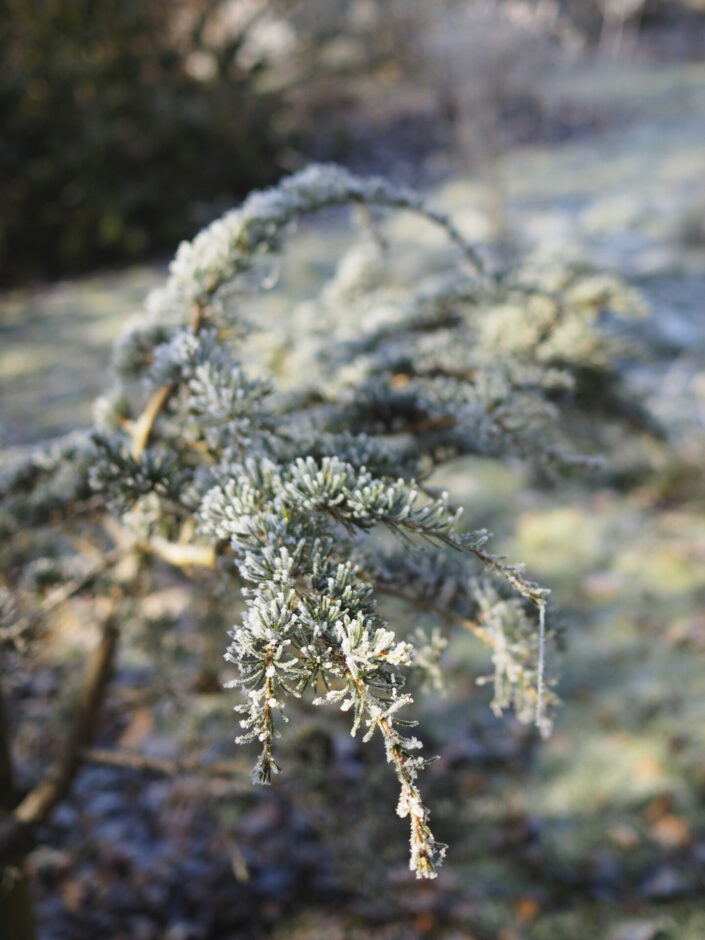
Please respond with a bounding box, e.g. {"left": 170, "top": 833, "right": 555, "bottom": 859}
{"left": 2, "top": 57, "right": 705, "bottom": 939}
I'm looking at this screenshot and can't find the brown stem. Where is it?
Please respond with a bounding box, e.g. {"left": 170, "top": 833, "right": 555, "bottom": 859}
{"left": 130, "top": 383, "right": 174, "bottom": 460}
{"left": 131, "top": 301, "right": 205, "bottom": 460}
{"left": 257, "top": 650, "right": 277, "bottom": 783}
{"left": 0, "top": 677, "right": 37, "bottom": 940}
{"left": 0, "top": 615, "right": 119, "bottom": 864}
{"left": 143, "top": 537, "right": 216, "bottom": 570}
{"left": 379, "top": 714, "right": 436, "bottom": 876}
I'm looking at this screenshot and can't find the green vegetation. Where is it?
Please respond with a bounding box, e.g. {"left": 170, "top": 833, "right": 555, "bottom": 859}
{"left": 0, "top": 0, "right": 280, "bottom": 282}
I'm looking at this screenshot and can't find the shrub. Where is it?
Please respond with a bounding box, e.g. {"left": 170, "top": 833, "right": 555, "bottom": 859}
{"left": 0, "top": 165, "right": 646, "bottom": 910}
{"left": 0, "top": 0, "right": 281, "bottom": 283}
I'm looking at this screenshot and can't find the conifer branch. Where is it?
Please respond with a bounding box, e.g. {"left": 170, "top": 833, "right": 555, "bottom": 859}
{"left": 0, "top": 164, "right": 646, "bottom": 877}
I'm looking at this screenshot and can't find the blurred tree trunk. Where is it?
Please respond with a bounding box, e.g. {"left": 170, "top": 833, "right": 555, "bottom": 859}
{"left": 0, "top": 687, "right": 37, "bottom": 940}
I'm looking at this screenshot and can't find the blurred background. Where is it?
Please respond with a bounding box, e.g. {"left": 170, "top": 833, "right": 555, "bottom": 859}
{"left": 2, "top": 1, "right": 705, "bottom": 938}
{"left": 2, "top": 0, "right": 704, "bottom": 287}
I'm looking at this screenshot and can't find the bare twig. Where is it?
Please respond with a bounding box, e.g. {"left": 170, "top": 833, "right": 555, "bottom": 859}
{"left": 81, "top": 747, "right": 251, "bottom": 779}
{"left": 1, "top": 531, "right": 217, "bottom": 651}
{"left": 1, "top": 546, "right": 130, "bottom": 647}
{"left": 0, "top": 679, "right": 36, "bottom": 937}
{"left": 0, "top": 615, "right": 119, "bottom": 864}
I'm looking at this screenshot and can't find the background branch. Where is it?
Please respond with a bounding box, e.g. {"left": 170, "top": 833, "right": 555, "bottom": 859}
{"left": 0, "top": 614, "right": 119, "bottom": 864}
{"left": 2, "top": 546, "right": 129, "bottom": 648}
{"left": 81, "top": 747, "right": 251, "bottom": 779}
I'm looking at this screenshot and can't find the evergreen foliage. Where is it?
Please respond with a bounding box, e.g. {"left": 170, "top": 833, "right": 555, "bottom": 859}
{"left": 0, "top": 0, "right": 280, "bottom": 282}
{"left": 0, "top": 165, "right": 646, "bottom": 878}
